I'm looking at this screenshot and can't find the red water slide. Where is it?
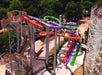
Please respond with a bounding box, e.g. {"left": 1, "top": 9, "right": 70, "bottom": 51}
{"left": 22, "top": 16, "right": 44, "bottom": 30}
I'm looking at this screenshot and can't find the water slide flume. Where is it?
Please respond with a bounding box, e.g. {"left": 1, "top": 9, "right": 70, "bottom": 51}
{"left": 23, "top": 15, "right": 83, "bottom": 67}
{"left": 70, "top": 42, "right": 81, "bottom": 66}
{"left": 66, "top": 30, "right": 77, "bottom": 34}
{"left": 63, "top": 26, "right": 83, "bottom": 41}
{"left": 39, "top": 29, "right": 54, "bottom": 36}
{"left": 38, "top": 20, "right": 62, "bottom": 36}
{"left": 22, "top": 16, "right": 55, "bottom": 36}
{"left": 22, "top": 16, "right": 44, "bottom": 30}
{"left": 40, "top": 20, "right": 81, "bottom": 65}
{"left": 62, "top": 22, "right": 77, "bottom": 26}
{"left": 39, "top": 20, "right": 78, "bottom": 37}
{"left": 60, "top": 34, "right": 80, "bottom": 63}
{"left": 65, "top": 41, "right": 78, "bottom": 64}
{"left": 43, "top": 16, "right": 61, "bottom": 24}
{"left": 61, "top": 40, "right": 75, "bottom": 63}
{"left": 2, "top": 13, "right": 87, "bottom": 75}
{"left": 27, "top": 15, "right": 62, "bottom": 29}
{"left": 60, "top": 23, "right": 82, "bottom": 66}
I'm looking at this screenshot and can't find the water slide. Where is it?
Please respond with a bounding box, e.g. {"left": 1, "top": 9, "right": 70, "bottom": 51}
{"left": 25, "top": 15, "right": 81, "bottom": 66}
{"left": 0, "top": 13, "right": 90, "bottom": 75}
{"left": 22, "top": 16, "right": 44, "bottom": 30}
{"left": 23, "top": 16, "right": 56, "bottom": 37}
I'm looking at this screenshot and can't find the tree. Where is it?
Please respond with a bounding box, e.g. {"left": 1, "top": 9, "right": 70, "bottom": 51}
{"left": 0, "top": 0, "right": 10, "bottom": 8}
{"left": 59, "top": 0, "right": 69, "bottom": 12}
{"left": 0, "top": 30, "right": 19, "bottom": 54}
{"left": 81, "top": 1, "right": 93, "bottom": 17}
{"left": 21, "top": 0, "right": 40, "bottom": 17}
{"left": 0, "top": 8, "right": 7, "bottom": 19}
{"left": 94, "top": 0, "right": 102, "bottom": 6}
{"left": 39, "top": 9, "right": 57, "bottom": 18}
{"left": 8, "top": 0, "right": 23, "bottom": 11}
{"left": 0, "top": 8, "right": 7, "bottom": 29}
{"left": 39, "top": 0, "right": 63, "bottom": 17}
{"left": 0, "top": 31, "right": 9, "bottom": 54}
{"left": 64, "top": 1, "right": 82, "bottom": 21}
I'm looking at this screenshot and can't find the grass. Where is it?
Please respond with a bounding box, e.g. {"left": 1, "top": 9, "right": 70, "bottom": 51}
{"left": 49, "top": 39, "right": 66, "bottom": 56}
{"left": 41, "top": 36, "right": 55, "bottom": 45}
{"left": 15, "top": 71, "right": 26, "bottom": 75}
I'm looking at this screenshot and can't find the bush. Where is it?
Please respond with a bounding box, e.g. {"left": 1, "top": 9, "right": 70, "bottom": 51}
{"left": 0, "top": 31, "right": 9, "bottom": 54}
{"left": 0, "top": 30, "right": 18, "bottom": 55}
{"left": 0, "top": 8, "right": 7, "bottom": 19}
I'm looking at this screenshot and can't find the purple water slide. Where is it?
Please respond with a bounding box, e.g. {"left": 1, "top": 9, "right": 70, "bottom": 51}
{"left": 62, "top": 22, "right": 77, "bottom": 26}
{"left": 27, "top": 15, "right": 62, "bottom": 29}
{"left": 65, "top": 41, "right": 77, "bottom": 64}
{"left": 66, "top": 30, "right": 77, "bottom": 34}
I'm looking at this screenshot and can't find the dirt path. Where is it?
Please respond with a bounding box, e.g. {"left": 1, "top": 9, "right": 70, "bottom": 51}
{"left": 78, "top": 17, "right": 90, "bottom": 35}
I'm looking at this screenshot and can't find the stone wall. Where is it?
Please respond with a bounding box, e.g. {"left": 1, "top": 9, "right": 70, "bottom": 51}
{"left": 84, "top": 6, "right": 102, "bottom": 75}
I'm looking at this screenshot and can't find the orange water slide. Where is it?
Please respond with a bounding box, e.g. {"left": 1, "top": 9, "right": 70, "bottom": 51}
{"left": 39, "top": 29, "right": 54, "bottom": 36}
{"left": 61, "top": 40, "right": 75, "bottom": 63}
{"left": 23, "top": 16, "right": 44, "bottom": 30}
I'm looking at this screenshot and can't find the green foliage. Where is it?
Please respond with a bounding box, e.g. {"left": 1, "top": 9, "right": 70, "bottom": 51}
{"left": 24, "top": 5, "right": 39, "bottom": 17}
{"left": 94, "top": 0, "right": 102, "bottom": 6}
{"left": 59, "top": 0, "right": 69, "bottom": 7}
{"left": 64, "top": 1, "right": 82, "bottom": 21}
{"left": 21, "top": 0, "right": 40, "bottom": 17}
{"left": 0, "top": 31, "right": 9, "bottom": 54}
{"left": 0, "top": 7, "right": 7, "bottom": 30}
{"left": 0, "top": 8, "right": 7, "bottom": 19}
{"left": 0, "top": 0, "right": 98, "bottom": 21}
{"left": 0, "top": 0, "right": 10, "bottom": 8}
{"left": 83, "top": 1, "right": 93, "bottom": 10}
{"left": 39, "top": 10, "right": 58, "bottom": 18}
{"left": 8, "top": 0, "right": 23, "bottom": 11}
{"left": 0, "top": 30, "right": 17, "bottom": 54}
{"left": 39, "top": 0, "right": 63, "bottom": 17}
{"left": 81, "top": 0, "right": 93, "bottom": 16}
{"left": 15, "top": 71, "right": 25, "bottom": 75}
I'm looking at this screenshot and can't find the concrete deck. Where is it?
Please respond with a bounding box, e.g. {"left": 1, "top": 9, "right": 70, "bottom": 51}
{"left": 37, "top": 43, "right": 85, "bottom": 75}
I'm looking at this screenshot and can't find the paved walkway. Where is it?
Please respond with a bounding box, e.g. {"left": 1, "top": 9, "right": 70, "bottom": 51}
{"left": 37, "top": 42, "right": 86, "bottom": 75}
{"left": 35, "top": 37, "right": 64, "bottom": 59}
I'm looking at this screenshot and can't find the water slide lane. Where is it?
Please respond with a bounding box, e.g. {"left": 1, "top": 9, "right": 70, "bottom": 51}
{"left": 65, "top": 41, "right": 77, "bottom": 64}
{"left": 70, "top": 42, "right": 81, "bottom": 66}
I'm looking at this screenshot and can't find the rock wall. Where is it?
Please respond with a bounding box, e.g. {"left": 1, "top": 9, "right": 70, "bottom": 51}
{"left": 84, "top": 6, "right": 102, "bottom": 75}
